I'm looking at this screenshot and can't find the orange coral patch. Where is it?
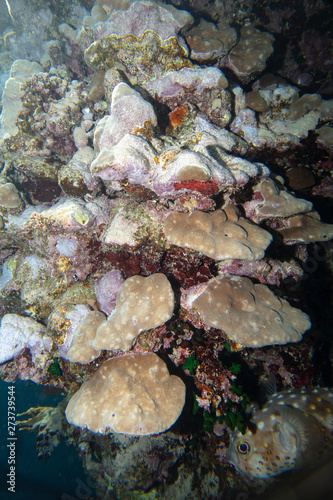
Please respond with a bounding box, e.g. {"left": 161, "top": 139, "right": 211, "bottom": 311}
{"left": 169, "top": 106, "right": 187, "bottom": 127}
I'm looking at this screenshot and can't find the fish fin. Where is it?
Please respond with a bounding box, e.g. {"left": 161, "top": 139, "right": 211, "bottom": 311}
{"left": 276, "top": 420, "right": 299, "bottom": 453}
{"left": 278, "top": 405, "right": 325, "bottom": 467}
{"left": 264, "top": 374, "right": 277, "bottom": 396}
{"left": 259, "top": 374, "right": 277, "bottom": 403}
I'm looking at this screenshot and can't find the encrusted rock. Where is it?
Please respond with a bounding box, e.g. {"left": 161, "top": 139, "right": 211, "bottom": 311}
{"left": 65, "top": 352, "right": 186, "bottom": 435}
{"left": 0, "top": 314, "right": 51, "bottom": 364}
{"left": 0, "top": 59, "right": 42, "bottom": 145}
{"left": 143, "top": 66, "right": 231, "bottom": 127}
{"left": 58, "top": 147, "right": 101, "bottom": 197}
{"left": 93, "top": 82, "right": 157, "bottom": 153}
{"left": 80, "top": 1, "right": 194, "bottom": 84}
{"left": 230, "top": 84, "right": 324, "bottom": 149}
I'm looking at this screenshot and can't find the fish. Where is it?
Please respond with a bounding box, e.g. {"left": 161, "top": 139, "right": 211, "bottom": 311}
{"left": 227, "top": 387, "right": 333, "bottom": 479}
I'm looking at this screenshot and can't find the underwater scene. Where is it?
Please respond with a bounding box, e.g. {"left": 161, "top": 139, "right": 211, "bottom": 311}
{"left": 0, "top": 0, "right": 333, "bottom": 499}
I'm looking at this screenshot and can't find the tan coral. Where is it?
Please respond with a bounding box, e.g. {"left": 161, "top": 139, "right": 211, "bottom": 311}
{"left": 227, "top": 25, "right": 274, "bottom": 80}
{"left": 245, "top": 90, "right": 270, "bottom": 112}
{"left": 93, "top": 274, "right": 174, "bottom": 351}
{"left": 316, "top": 125, "right": 333, "bottom": 148}
{"left": 163, "top": 205, "right": 272, "bottom": 261}
{"left": 0, "top": 181, "right": 21, "bottom": 208}
{"left": 185, "top": 19, "right": 237, "bottom": 62}
{"left": 65, "top": 352, "right": 186, "bottom": 435}
{"left": 193, "top": 276, "right": 311, "bottom": 347}
{"left": 67, "top": 310, "right": 105, "bottom": 364}
{"left": 276, "top": 212, "right": 333, "bottom": 244}
{"left": 244, "top": 178, "right": 313, "bottom": 222}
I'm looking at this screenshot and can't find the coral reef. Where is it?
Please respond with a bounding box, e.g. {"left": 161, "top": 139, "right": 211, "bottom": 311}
{"left": 0, "top": 0, "right": 333, "bottom": 498}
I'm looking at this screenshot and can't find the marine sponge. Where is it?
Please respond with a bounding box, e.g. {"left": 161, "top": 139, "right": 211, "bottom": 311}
{"left": 164, "top": 205, "right": 272, "bottom": 261}
{"left": 93, "top": 273, "right": 174, "bottom": 351}
{"left": 192, "top": 276, "right": 311, "bottom": 347}
{"left": 65, "top": 352, "right": 186, "bottom": 435}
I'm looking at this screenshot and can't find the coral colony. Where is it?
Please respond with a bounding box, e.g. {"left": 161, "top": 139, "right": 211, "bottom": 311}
{"left": 0, "top": 0, "right": 333, "bottom": 498}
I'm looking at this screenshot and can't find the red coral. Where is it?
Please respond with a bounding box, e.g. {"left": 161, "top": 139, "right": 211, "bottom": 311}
{"left": 174, "top": 180, "right": 219, "bottom": 195}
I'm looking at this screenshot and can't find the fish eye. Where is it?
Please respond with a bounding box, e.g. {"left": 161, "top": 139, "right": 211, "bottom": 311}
{"left": 237, "top": 441, "right": 251, "bottom": 454}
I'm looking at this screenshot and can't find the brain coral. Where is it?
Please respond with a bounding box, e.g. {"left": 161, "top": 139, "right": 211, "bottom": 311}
{"left": 93, "top": 273, "right": 174, "bottom": 351}
{"left": 193, "top": 276, "right": 311, "bottom": 347}
{"left": 65, "top": 352, "right": 186, "bottom": 435}
{"left": 164, "top": 205, "right": 272, "bottom": 261}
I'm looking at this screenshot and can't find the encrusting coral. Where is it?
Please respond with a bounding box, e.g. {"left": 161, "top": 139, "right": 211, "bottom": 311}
{"left": 276, "top": 212, "right": 333, "bottom": 244}
{"left": 93, "top": 273, "right": 175, "bottom": 351}
{"left": 243, "top": 178, "right": 313, "bottom": 222}
{"left": 65, "top": 352, "right": 186, "bottom": 435}
{"left": 191, "top": 276, "right": 311, "bottom": 347}
{"left": 164, "top": 205, "right": 273, "bottom": 261}
{"left": 185, "top": 19, "right": 237, "bottom": 62}
{"left": 0, "top": 177, "right": 21, "bottom": 209}
{"left": 226, "top": 25, "right": 274, "bottom": 81}
{"left": 66, "top": 310, "right": 105, "bottom": 364}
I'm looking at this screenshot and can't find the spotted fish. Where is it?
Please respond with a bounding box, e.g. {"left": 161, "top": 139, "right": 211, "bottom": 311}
{"left": 228, "top": 387, "right": 333, "bottom": 479}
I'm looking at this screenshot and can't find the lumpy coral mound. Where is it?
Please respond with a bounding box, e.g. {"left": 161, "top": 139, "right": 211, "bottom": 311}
{"left": 65, "top": 352, "right": 186, "bottom": 435}
{"left": 193, "top": 276, "right": 311, "bottom": 347}
{"left": 93, "top": 273, "right": 175, "bottom": 351}
{"left": 164, "top": 205, "right": 272, "bottom": 261}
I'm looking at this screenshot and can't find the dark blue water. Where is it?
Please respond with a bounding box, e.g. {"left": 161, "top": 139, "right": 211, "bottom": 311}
{"left": 0, "top": 378, "right": 95, "bottom": 500}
